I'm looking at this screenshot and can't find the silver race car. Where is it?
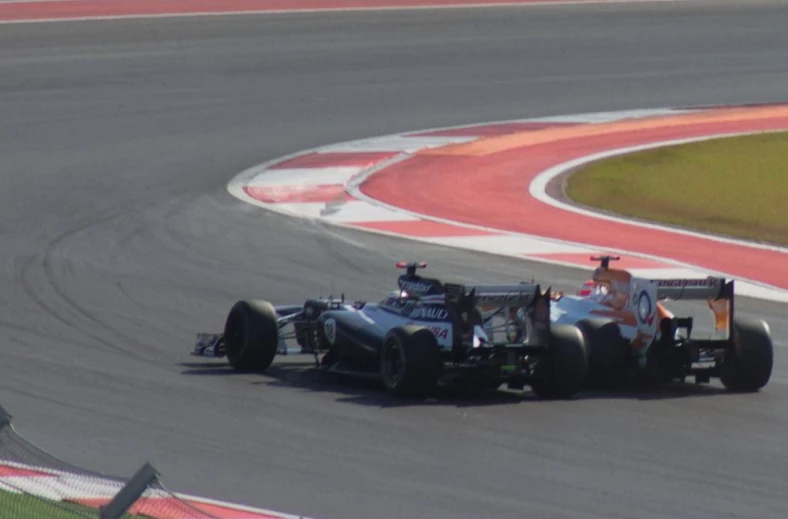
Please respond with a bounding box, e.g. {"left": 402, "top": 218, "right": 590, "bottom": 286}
{"left": 193, "top": 262, "right": 588, "bottom": 398}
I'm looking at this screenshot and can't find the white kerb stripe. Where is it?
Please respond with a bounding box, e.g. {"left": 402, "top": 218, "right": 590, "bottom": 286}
{"left": 521, "top": 108, "right": 696, "bottom": 124}
{"left": 0, "top": 481, "right": 21, "bottom": 493}
{"left": 317, "top": 135, "right": 476, "bottom": 153}
{"left": 0, "top": 475, "right": 129, "bottom": 501}
{"left": 266, "top": 200, "right": 422, "bottom": 222}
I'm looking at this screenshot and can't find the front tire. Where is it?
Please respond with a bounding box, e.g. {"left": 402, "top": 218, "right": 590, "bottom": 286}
{"left": 224, "top": 300, "right": 280, "bottom": 372}
{"left": 721, "top": 317, "right": 773, "bottom": 392}
{"left": 380, "top": 325, "right": 442, "bottom": 398}
{"left": 530, "top": 324, "right": 588, "bottom": 399}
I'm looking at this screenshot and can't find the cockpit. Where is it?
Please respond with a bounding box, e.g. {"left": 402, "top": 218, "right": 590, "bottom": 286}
{"left": 577, "top": 280, "right": 610, "bottom": 299}
{"left": 379, "top": 289, "right": 444, "bottom": 317}
{"left": 381, "top": 289, "right": 417, "bottom": 310}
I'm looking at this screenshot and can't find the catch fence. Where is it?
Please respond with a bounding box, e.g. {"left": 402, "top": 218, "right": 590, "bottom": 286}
{"left": 0, "top": 405, "right": 220, "bottom": 519}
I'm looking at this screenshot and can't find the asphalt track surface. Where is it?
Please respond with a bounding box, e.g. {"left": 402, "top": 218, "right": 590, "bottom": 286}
{"left": 2, "top": 2, "right": 788, "bottom": 519}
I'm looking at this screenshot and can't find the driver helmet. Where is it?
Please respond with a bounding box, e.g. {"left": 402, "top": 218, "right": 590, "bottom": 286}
{"left": 385, "top": 289, "right": 409, "bottom": 305}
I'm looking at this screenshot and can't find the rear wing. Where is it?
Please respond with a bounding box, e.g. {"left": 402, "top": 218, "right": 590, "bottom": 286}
{"left": 443, "top": 282, "right": 551, "bottom": 347}
{"left": 463, "top": 283, "right": 540, "bottom": 307}
{"left": 654, "top": 277, "right": 733, "bottom": 301}
{"left": 587, "top": 256, "right": 736, "bottom": 341}
{"left": 651, "top": 277, "right": 735, "bottom": 341}
{"left": 589, "top": 256, "right": 733, "bottom": 302}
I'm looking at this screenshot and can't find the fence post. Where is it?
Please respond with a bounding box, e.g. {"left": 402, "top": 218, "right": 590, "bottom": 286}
{"left": 99, "top": 461, "right": 160, "bottom": 519}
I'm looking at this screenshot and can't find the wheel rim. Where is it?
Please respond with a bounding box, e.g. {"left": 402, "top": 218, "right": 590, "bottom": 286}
{"left": 383, "top": 340, "right": 404, "bottom": 386}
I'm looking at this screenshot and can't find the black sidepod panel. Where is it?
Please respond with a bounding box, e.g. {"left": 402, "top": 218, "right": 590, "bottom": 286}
{"left": 319, "top": 309, "right": 385, "bottom": 360}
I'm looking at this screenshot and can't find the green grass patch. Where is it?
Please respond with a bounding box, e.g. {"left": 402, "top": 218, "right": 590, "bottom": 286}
{"left": 564, "top": 131, "right": 788, "bottom": 246}
{"left": 0, "top": 489, "right": 151, "bottom": 519}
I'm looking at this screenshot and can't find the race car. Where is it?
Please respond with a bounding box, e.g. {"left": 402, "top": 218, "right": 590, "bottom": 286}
{"left": 541, "top": 255, "right": 773, "bottom": 391}
{"left": 192, "top": 262, "right": 589, "bottom": 399}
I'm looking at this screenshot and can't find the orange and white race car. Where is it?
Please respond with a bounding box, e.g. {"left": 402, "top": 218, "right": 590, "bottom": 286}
{"left": 544, "top": 256, "right": 773, "bottom": 391}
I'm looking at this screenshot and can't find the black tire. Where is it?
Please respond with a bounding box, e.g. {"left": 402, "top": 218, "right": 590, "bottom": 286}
{"left": 530, "top": 324, "right": 588, "bottom": 399}
{"left": 380, "top": 325, "right": 442, "bottom": 398}
{"left": 720, "top": 317, "right": 773, "bottom": 392}
{"left": 223, "top": 300, "right": 279, "bottom": 372}
{"left": 575, "top": 318, "right": 627, "bottom": 387}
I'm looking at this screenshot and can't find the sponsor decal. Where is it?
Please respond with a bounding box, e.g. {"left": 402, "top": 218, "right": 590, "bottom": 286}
{"left": 406, "top": 322, "right": 449, "bottom": 340}
{"left": 408, "top": 306, "right": 448, "bottom": 320}
{"left": 636, "top": 290, "right": 654, "bottom": 326}
{"left": 324, "top": 318, "right": 336, "bottom": 345}
{"left": 476, "top": 292, "right": 530, "bottom": 305}
{"left": 657, "top": 278, "right": 720, "bottom": 288}
{"left": 429, "top": 326, "right": 449, "bottom": 340}
{"left": 399, "top": 279, "right": 434, "bottom": 293}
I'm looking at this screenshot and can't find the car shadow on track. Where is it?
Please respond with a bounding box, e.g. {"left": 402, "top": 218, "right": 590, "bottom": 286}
{"left": 178, "top": 360, "right": 737, "bottom": 408}
{"left": 580, "top": 383, "right": 733, "bottom": 401}
{"left": 180, "top": 360, "right": 525, "bottom": 408}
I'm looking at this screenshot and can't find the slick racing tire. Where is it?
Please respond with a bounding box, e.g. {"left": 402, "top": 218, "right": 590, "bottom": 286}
{"left": 530, "top": 324, "right": 588, "bottom": 399}
{"left": 575, "top": 318, "right": 627, "bottom": 388}
{"left": 720, "top": 317, "right": 774, "bottom": 392}
{"left": 380, "top": 325, "right": 442, "bottom": 398}
{"left": 224, "top": 300, "right": 279, "bottom": 372}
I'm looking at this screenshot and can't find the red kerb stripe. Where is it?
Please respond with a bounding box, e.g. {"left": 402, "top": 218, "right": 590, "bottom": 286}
{"left": 0, "top": 0, "right": 614, "bottom": 23}
{"left": 244, "top": 185, "right": 352, "bottom": 203}
{"left": 72, "top": 496, "right": 283, "bottom": 519}
{"left": 0, "top": 464, "right": 54, "bottom": 477}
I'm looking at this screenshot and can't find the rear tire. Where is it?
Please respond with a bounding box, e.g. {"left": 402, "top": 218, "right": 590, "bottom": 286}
{"left": 530, "top": 324, "right": 588, "bottom": 399}
{"left": 224, "top": 300, "right": 279, "bottom": 372}
{"left": 575, "top": 318, "right": 627, "bottom": 388}
{"left": 380, "top": 325, "right": 442, "bottom": 398}
{"left": 721, "top": 317, "right": 773, "bottom": 392}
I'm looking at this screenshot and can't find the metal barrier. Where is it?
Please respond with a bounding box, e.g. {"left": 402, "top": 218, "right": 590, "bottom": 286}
{"left": 0, "top": 404, "right": 220, "bottom": 519}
